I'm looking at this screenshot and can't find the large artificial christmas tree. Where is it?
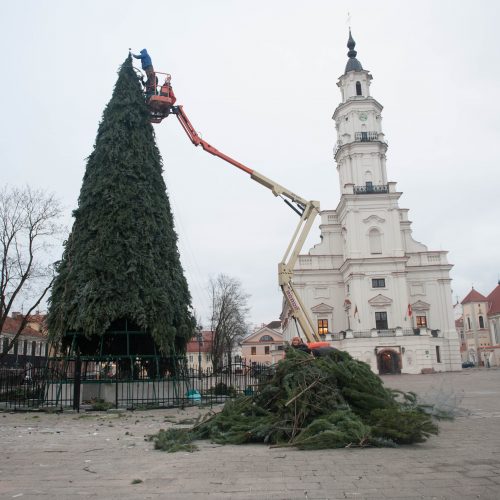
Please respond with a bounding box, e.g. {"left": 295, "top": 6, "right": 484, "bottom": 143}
{"left": 48, "top": 55, "right": 195, "bottom": 356}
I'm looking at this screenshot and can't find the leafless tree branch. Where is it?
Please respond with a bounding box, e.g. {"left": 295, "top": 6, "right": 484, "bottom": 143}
{"left": 0, "top": 186, "right": 64, "bottom": 359}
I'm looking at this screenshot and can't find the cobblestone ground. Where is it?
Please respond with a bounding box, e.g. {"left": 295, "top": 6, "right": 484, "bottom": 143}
{"left": 1, "top": 368, "right": 499, "bottom": 500}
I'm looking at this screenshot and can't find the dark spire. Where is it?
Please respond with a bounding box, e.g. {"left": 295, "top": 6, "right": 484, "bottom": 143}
{"left": 347, "top": 29, "right": 357, "bottom": 57}
{"left": 344, "top": 29, "right": 363, "bottom": 74}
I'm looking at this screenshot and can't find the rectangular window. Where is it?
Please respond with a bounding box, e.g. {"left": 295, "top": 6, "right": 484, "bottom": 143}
{"left": 44, "top": 344, "right": 48, "bottom": 357}
{"left": 23, "top": 340, "right": 28, "bottom": 355}
{"left": 2, "top": 338, "right": 9, "bottom": 354}
{"left": 188, "top": 355, "right": 193, "bottom": 363}
{"left": 416, "top": 315, "right": 427, "bottom": 327}
{"left": 251, "top": 346, "right": 256, "bottom": 355}
{"left": 318, "top": 319, "right": 329, "bottom": 336}
{"left": 13, "top": 341, "right": 18, "bottom": 356}
{"left": 375, "top": 312, "right": 388, "bottom": 330}
{"left": 436, "top": 346, "right": 441, "bottom": 363}
{"left": 372, "top": 278, "right": 386, "bottom": 288}
{"left": 264, "top": 346, "right": 270, "bottom": 355}
{"left": 31, "top": 341, "right": 36, "bottom": 357}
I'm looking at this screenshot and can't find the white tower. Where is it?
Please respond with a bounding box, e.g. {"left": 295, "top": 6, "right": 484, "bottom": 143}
{"left": 334, "top": 30, "right": 388, "bottom": 193}
{"left": 281, "top": 31, "right": 462, "bottom": 375}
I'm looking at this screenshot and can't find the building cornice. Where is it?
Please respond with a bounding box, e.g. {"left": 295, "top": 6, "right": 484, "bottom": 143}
{"left": 333, "top": 97, "right": 384, "bottom": 120}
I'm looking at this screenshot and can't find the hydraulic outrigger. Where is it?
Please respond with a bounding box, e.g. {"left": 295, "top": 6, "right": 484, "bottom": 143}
{"left": 146, "top": 74, "right": 322, "bottom": 343}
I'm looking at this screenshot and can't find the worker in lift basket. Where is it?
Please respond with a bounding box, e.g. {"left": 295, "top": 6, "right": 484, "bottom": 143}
{"left": 290, "top": 336, "right": 311, "bottom": 354}
{"left": 132, "top": 48, "right": 155, "bottom": 95}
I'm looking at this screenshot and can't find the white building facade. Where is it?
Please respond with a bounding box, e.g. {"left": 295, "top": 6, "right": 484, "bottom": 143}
{"left": 282, "top": 32, "right": 462, "bottom": 375}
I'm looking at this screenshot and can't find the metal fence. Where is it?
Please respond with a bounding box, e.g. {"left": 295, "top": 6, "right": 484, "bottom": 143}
{"left": 0, "top": 357, "right": 273, "bottom": 411}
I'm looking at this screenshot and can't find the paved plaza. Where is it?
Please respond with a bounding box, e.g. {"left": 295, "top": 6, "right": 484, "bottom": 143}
{"left": 1, "top": 368, "right": 500, "bottom": 499}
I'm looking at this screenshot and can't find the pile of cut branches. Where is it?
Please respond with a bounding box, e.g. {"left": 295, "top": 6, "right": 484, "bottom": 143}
{"left": 151, "top": 349, "right": 438, "bottom": 451}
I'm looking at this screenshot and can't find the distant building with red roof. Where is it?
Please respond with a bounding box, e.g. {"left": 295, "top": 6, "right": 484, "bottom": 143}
{"left": 186, "top": 331, "right": 214, "bottom": 371}
{"left": 1, "top": 313, "right": 49, "bottom": 368}
{"left": 460, "top": 283, "right": 500, "bottom": 367}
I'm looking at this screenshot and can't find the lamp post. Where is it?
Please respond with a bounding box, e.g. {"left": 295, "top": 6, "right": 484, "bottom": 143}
{"left": 196, "top": 327, "right": 203, "bottom": 379}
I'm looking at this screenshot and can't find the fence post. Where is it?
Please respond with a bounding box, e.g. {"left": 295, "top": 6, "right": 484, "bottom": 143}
{"left": 115, "top": 374, "right": 118, "bottom": 409}
{"left": 73, "top": 355, "right": 81, "bottom": 412}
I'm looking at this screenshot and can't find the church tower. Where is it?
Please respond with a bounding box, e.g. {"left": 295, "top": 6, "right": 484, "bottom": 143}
{"left": 281, "top": 31, "right": 462, "bottom": 375}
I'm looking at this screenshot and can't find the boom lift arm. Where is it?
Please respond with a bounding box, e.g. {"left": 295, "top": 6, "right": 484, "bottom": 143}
{"left": 148, "top": 81, "right": 321, "bottom": 342}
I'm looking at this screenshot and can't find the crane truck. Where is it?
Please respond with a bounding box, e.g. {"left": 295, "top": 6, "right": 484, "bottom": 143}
{"left": 145, "top": 73, "right": 325, "bottom": 346}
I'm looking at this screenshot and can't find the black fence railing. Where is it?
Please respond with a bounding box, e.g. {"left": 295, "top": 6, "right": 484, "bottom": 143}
{"left": 0, "top": 358, "right": 274, "bottom": 411}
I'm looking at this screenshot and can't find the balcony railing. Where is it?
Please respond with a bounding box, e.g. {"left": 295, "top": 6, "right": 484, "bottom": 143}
{"left": 355, "top": 131, "right": 379, "bottom": 142}
{"left": 353, "top": 184, "right": 389, "bottom": 194}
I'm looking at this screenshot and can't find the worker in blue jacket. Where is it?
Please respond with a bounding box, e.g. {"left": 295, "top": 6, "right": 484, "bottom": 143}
{"left": 132, "top": 49, "right": 155, "bottom": 94}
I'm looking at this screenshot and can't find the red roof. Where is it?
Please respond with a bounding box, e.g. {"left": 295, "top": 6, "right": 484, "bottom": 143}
{"left": 1, "top": 317, "right": 46, "bottom": 339}
{"left": 461, "top": 288, "right": 488, "bottom": 304}
{"left": 487, "top": 284, "right": 500, "bottom": 316}
{"left": 186, "top": 331, "right": 214, "bottom": 353}
{"left": 455, "top": 318, "right": 463, "bottom": 328}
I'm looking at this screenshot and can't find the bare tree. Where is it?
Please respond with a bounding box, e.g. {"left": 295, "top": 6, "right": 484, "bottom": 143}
{"left": 0, "top": 186, "right": 64, "bottom": 358}
{"left": 209, "top": 274, "right": 249, "bottom": 372}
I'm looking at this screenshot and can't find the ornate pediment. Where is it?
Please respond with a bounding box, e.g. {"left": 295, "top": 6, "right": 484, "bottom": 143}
{"left": 368, "top": 294, "right": 393, "bottom": 307}
{"left": 362, "top": 214, "right": 386, "bottom": 224}
{"left": 412, "top": 300, "right": 430, "bottom": 311}
{"left": 242, "top": 327, "right": 283, "bottom": 344}
{"left": 311, "top": 302, "right": 334, "bottom": 314}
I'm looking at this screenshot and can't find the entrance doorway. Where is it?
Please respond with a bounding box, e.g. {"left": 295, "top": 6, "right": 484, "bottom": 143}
{"left": 377, "top": 350, "right": 401, "bottom": 375}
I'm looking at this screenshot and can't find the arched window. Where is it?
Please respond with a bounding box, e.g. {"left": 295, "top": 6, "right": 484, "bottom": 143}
{"left": 356, "top": 81, "right": 362, "bottom": 96}
{"left": 369, "top": 228, "right": 382, "bottom": 254}
{"left": 479, "top": 315, "right": 485, "bottom": 329}
{"left": 259, "top": 335, "right": 273, "bottom": 342}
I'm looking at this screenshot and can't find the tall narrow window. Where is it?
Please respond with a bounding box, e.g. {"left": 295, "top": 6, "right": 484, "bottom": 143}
{"left": 356, "top": 81, "right": 362, "bottom": 96}
{"left": 375, "top": 312, "right": 388, "bottom": 330}
{"left": 31, "top": 341, "right": 36, "bottom": 357}
{"left": 318, "top": 319, "right": 329, "bottom": 335}
{"left": 2, "top": 338, "right": 9, "bottom": 354}
{"left": 436, "top": 346, "right": 441, "bottom": 363}
{"left": 264, "top": 346, "right": 270, "bottom": 355}
{"left": 23, "top": 340, "right": 28, "bottom": 355}
{"left": 251, "top": 346, "right": 256, "bottom": 355}
{"left": 369, "top": 228, "right": 382, "bottom": 254}
{"left": 479, "top": 315, "right": 485, "bottom": 329}
{"left": 467, "top": 317, "right": 471, "bottom": 330}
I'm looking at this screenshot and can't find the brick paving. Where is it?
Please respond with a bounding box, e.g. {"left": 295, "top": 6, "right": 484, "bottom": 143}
{"left": 1, "top": 368, "right": 499, "bottom": 499}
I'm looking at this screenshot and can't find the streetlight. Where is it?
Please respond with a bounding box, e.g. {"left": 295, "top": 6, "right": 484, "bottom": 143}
{"left": 196, "top": 327, "right": 203, "bottom": 379}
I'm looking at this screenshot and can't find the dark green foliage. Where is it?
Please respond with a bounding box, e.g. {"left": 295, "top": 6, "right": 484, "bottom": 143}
{"left": 369, "top": 408, "right": 439, "bottom": 444}
{"left": 149, "top": 428, "right": 198, "bottom": 453}
{"left": 48, "top": 55, "right": 195, "bottom": 354}
{"left": 186, "top": 349, "right": 438, "bottom": 450}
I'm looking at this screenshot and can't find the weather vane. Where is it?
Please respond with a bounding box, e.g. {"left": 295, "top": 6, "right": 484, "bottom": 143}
{"left": 347, "top": 11, "right": 352, "bottom": 28}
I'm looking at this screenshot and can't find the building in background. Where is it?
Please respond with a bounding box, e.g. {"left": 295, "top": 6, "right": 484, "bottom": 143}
{"left": 281, "top": 31, "right": 461, "bottom": 375}
{"left": 186, "top": 330, "right": 214, "bottom": 372}
{"left": 0, "top": 312, "right": 49, "bottom": 368}
{"left": 241, "top": 324, "right": 285, "bottom": 365}
{"left": 460, "top": 282, "right": 500, "bottom": 366}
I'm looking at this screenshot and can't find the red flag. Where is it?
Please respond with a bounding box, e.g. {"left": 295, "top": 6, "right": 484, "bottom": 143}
{"left": 407, "top": 304, "right": 413, "bottom": 318}
{"left": 354, "top": 305, "right": 360, "bottom": 323}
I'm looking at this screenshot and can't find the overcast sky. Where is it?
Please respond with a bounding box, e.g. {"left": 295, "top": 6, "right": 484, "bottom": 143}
{"left": 1, "top": 1, "right": 499, "bottom": 329}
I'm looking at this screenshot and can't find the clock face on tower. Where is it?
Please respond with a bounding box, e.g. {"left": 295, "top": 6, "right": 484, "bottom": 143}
{"left": 358, "top": 112, "right": 368, "bottom": 122}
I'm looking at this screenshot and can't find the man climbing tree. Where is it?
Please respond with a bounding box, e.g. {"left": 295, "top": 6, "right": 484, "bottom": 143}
{"left": 48, "top": 54, "right": 195, "bottom": 356}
